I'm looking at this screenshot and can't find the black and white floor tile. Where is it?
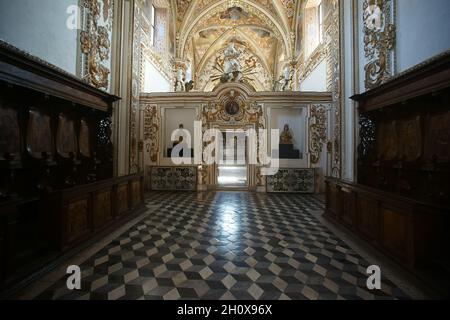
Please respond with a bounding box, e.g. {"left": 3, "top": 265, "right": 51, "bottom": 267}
{"left": 36, "top": 192, "right": 410, "bottom": 300}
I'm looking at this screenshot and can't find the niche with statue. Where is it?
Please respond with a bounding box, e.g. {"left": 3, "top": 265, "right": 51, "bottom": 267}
{"left": 270, "top": 107, "right": 305, "bottom": 160}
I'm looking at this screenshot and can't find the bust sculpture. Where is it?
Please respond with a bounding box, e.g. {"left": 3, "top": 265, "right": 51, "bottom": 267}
{"left": 280, "top": 124, "right": 293, "bottom": 145}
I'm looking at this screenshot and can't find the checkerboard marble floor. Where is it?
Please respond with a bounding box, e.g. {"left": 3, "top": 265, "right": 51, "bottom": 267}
{"left": 36, "top": 192, "right": 410, "bottom": 300}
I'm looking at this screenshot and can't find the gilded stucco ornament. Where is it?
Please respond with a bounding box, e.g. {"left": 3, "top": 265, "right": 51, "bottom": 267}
{"left": 142, "top": 104, "right": 160, "bottom": 164}
{"left": 309, "top": 104, "right": 327, "bottom": 164}
{"left": 363, "top": 0, "right": 396, "bottom": 89}
{"left": 80, "top": 0, "right": 113, "bottom": 90}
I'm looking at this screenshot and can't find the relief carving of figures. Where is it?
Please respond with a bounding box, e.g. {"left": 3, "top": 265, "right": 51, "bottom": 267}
{"left": 80, "top": 0, "right": 114, "bottom": 89}
{"left": 309, "top": 104, "right": 327, "bottom": 164}
{"left": 363, "top": 0, "right": 396, "bottom": 89}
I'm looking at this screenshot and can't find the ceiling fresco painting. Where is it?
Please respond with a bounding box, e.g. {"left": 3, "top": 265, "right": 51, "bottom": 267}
{"left": 171, "top": 0, "right": 304, "bottom": 92}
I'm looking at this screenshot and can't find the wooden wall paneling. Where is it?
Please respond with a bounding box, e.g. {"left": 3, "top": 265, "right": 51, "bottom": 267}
{"left": 131, "top": 179, "right": 141, "bottom": 209}
{"left": 63, "top": 196, "right": 92, "bottom": 248}
{"left": 379, "top": 202, "right": 413, "bottom": 265}
{"left": 0, "top": 211, "right": 6, "bottom": 287}
{"left": 340, "top": 187, "right": 356, "bottom": 228}
{"left": 115, "top": 182, "right": 130, "bottom": 217}
{"left": 325, "top": 181, "right": 341, "bottom": 217}
{"left": 0, "top": 42, "right": 125, "bottom": 292}
{"left": 1, "top": 198, "right": 43, "bottom": 285}
{"left": 355, "top": 193, "right": 379, "bottom": 242}
{"left": 93, "top": 187, "right": 114, "bottom": 230}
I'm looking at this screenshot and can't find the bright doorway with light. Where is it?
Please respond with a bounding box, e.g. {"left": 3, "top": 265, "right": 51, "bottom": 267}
{"left": 217, "top": 130, "right": 248, "bottom": 188}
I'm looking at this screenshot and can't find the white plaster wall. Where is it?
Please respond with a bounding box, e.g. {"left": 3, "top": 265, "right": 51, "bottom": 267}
{"left": 299, "top": 59, "right": 328, "bottom": 92}
{"left": 397, "top": 0, "right": 450, "bottom": 72}
{"left": 144, "top": 59, "right": 171, "bottom": 92}
{"left": 0, "top": 0, "right": 79, "bottom": 75}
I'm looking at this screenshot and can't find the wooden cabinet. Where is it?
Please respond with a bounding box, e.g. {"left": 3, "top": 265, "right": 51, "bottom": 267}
{"left": 325, "top": 178, "right": 448, "bottom": 269}
{"left": 43, "top": 175, "right": 145, "bottom": 251}
{"left": 0, "top": 42, "right": 147, "bottom": 293}
{"left": 325, "top": 51, "right": 450, "bottom": 275}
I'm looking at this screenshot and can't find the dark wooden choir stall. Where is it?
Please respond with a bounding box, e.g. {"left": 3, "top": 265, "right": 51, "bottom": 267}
{"left": 0, "top": 41, "right": 145, "bottom": 295}
{"left": 326, "top": 51, "right": 450, "bottom": 296}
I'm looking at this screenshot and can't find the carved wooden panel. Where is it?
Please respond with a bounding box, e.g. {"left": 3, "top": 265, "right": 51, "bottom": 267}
{"left": 377, "top": 120, "right": 398, "bottom": 161}
{"left": 79, "top": 118, "right": 91, "bottom": 157}
{"left": 0, "top": 105, "right": 20, "bottom": 160}
{"left": 56, "top": 113, "right": 77, "bottom": 158}
{"left": 380, "top": 206, "right": 410, "bottom": 263}
{"left": 340, "top": 188, "right": 356, "bottom": 227}
{"left": 356, "top": 196, "right": 379, "bottom": 241}
{"left": 26, "top": 109, "right": 52, "bottom": 159}
{"left": 131, "top": 180, "right": 141, "bottom": 208}
{"left": 66, "top": 199, "right": 90, "bottom": 243}
{"left": 425, "top": 111, "right": 450, "bottom": 162}
{"left": 116, "top": 183, "right": 129, "bottom": 215}
{"left": 326, "top": 182, "right": 341, "bottom": 217}
{"left": 398, "top": 116, "right": 422, "bottom": 162}
{"left": 93, "top": 190, "right": 112, "bottom": 228}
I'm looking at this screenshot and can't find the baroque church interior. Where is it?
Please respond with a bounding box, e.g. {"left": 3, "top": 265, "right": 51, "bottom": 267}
{"left": 0, "top": 0, "right": 449, "bottom": 302}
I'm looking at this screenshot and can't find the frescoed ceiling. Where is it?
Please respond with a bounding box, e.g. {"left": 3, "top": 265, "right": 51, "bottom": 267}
{"left": 174, "top": 0, "right": 302, "bottom": 91}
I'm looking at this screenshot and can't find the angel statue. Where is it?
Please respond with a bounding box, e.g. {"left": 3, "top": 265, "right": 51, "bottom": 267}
{"left": 174, "top": 67, "right": 184, "bottom": 92}
{"left": 184, "top": 61, "right": 194, "bottom": 92}
{"left": 221, "top": 42, "right": 243, "bottom": 83}
{"left": 281, "top": 65, "right": 294, "bottom": 91}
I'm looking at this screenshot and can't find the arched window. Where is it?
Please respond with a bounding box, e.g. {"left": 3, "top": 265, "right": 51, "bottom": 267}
{"left": 304, "top": 0, "right": 323, "bottom": 58}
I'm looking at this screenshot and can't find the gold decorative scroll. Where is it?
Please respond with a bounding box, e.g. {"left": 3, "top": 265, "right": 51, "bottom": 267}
{"left": 363, "top": 0, "right": 396, "bottom": 89}
{"left": 80, "top": 0, "right": 113, "bottom": 89}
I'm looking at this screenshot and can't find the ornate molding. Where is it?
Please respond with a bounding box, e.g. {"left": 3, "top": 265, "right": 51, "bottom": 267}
{"left": 130, "top": 1, "right": 143, "bottom": 174}
{"left": 309, "top": 104, "right": 327, "bottom": 164}
{"left": 363, "top": 0, "right": 396, "bottom": 90}
{"left": 324, "top": 0, "right": 342, "bottom": 177}
{"left": 80, "top": 0, "right": 114, "bottom": 90}
{"left": 142, "top": 104, "right": 161, "bottom": 164}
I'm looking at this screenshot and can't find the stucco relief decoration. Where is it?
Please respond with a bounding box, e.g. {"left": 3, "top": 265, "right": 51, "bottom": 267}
{"left": 202, "top": 92, "right": 264, "bottom": 129}
{"left": 176, "top": 0, "right": 193, "bottom": 25}
{"left": 130, "top": 3, "right": 144, "bottom": 173}
{"left": 281, "top": 0, "right": 296, "bottom": 25}
{"left": 198, "top": 45, "right": 272, "bottom": 91}
{"left": 363, "top": 0, "right": 396, "bottom": 89}
{"left": 143, "top": 104, "right": 160, "bottom": 163}
{"left": 309, "top": 104, "right": 327, "bottom": 164}
{"left": 80, "top": 0, "right": 113, "bottom": 90}
{"left": 323, "top": 0, "right": 341, "bottom": 177}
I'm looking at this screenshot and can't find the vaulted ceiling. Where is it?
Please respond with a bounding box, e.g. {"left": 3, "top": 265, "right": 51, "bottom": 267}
{"left": 173, "top": 0, "right": 302, "bottom": 91}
